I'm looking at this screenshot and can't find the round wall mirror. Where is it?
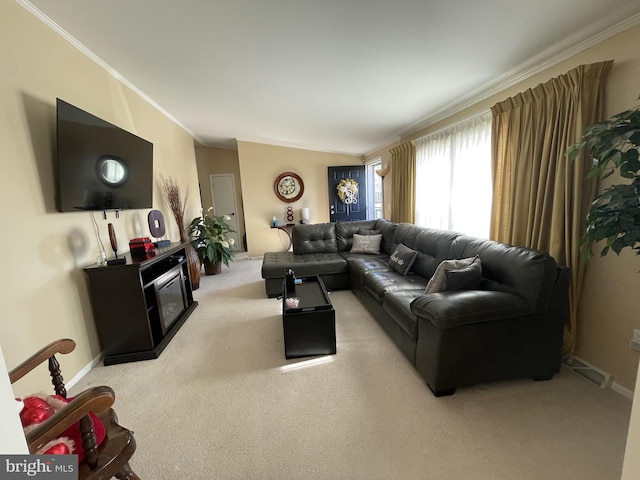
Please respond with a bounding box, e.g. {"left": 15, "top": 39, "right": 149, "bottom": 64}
{"left": 96, "top": 156, "right": 128, "bottom": 187}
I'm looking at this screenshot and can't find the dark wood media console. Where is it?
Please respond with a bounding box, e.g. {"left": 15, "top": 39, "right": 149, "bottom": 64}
{"left": 84, "top": 242, "right": 198, "bottom": 365}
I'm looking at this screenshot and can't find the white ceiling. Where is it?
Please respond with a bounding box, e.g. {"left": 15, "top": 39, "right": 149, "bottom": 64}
{"left": 23, "top": 0, "right": 640, "bottom": 156}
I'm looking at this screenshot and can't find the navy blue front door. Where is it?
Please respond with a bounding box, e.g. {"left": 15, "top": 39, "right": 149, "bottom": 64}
{"left": 328, "top": 166, "right": 367, "bottom": 222}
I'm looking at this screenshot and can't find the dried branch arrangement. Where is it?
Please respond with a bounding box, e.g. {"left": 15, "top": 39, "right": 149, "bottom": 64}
{"left": 160, "top": 176, "right": 189, "bottom": 240}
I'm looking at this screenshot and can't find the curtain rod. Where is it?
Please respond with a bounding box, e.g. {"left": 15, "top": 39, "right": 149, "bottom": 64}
{"left": 414, "top": 110, "right": 491, "bottom": 143}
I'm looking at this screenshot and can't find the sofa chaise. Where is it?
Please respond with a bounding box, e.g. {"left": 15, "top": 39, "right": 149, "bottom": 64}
{"left": 261, "top": 219, "right": 569, "bottom": 396}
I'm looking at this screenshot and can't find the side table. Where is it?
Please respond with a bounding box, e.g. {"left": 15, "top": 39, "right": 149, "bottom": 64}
{"left": 271, "top": 224, "right": 295, "bottom": 251}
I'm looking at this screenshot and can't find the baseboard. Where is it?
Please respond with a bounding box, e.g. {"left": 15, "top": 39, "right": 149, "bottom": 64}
{"left": 612, "top": 382, "right": 634, "bottom": 400}
{"left": 65, "top": 352, "right": 103, "bottom": 391}
{"left": 564, "top": 355, "right": 612, "bottom": 388}
{"left": 564, "top": 355, "right": 634, "bottom": 400}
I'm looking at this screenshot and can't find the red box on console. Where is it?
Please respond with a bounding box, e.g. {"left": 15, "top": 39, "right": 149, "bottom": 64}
{"left": 129, "top": 237, "right": 155, "bottom": 258}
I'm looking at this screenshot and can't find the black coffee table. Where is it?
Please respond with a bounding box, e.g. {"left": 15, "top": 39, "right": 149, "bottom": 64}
{"left": 282, "top": 275, "right": 336, "bottom": 359}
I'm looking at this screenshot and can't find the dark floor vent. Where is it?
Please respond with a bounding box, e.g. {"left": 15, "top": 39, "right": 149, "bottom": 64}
{"left": 564, "top": 355, "right": 612, "bottom": 388}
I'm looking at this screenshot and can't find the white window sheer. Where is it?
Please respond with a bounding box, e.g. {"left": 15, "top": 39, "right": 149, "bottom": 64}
{"left": 415, "top": 112, "right": 492, "bottom": 238}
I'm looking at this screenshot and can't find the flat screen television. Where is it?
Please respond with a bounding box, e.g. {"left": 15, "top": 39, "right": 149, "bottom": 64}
{"left": 56, "top": 98, "right": 153, "bottom": 212}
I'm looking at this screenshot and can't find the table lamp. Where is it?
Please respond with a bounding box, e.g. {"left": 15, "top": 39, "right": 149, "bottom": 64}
{"left": 301, "top": 208, "right": 310, "bottom": 224}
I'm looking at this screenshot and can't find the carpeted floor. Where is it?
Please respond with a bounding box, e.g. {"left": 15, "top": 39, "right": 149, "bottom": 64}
{"left": 71, "top": 257, "right": 632, "bottom": 479}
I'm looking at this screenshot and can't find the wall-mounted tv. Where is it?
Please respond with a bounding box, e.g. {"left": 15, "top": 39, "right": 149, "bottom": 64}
{"left": 56, "top": 98, "right": 153, "bottom": 212}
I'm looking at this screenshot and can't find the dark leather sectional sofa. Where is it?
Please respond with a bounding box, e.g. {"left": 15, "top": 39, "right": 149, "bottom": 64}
{"left": 261, "top": 219, "right": 570, "bottom": 396}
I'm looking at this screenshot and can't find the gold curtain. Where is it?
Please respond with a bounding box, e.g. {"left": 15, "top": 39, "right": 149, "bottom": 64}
{"left": 490, "top": 60, "right": 613, "bottom": 355}
{"left": 390, "top": 141, "right": 416, "bottom": 223}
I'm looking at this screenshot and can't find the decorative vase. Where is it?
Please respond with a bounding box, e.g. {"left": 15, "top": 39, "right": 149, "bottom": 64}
{"left": 184, "top": 243, "right": 201, "bottom": 289}
{"left": 180, "top": 229, "right": 201, "bottom": 290}
{"left": 204, "top": 259, "right": 222, "bottom": 275}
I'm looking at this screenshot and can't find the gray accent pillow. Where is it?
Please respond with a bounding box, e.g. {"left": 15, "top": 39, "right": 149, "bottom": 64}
{"left": 444, "top": 258, "right": 482, "bottom": 291}
{"left": 350, "top": 233, "right": 382, "bottom": 254}
{"left": 425, "top": 256, "right": 479, "bottom": 293}
{"left": 389, "top": 244, "right": 418, "bottom": 275}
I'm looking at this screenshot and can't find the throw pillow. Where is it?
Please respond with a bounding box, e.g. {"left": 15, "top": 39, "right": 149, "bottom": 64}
{"left": 425, "top": 256, "right": 479, "bottom": 293}
{"left": 19, "top": 393, "right": 106, "bottom": 461}
{"left": 444, "top": 257, "right": 482, "bottom": 291}
{"left": 358, "top": 228, "right": 382, "bottom": 236}
{"left": 389, "top": 244, "right": 418, "bottom": 275}
{"left": 351, "top": 233, "right": 383, "bottom": 254}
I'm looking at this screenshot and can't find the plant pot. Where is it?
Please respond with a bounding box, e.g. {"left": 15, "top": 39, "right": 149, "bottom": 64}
{"left": 203, "top": 259, "right": 222, "bottom": 275}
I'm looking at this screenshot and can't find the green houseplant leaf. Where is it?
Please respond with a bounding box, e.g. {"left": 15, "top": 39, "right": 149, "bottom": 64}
{"left": 188, "top": 209, "right": 236, "bottom": 268}
{"left": 570, "top": 99, "right": 640, "bottom": 260}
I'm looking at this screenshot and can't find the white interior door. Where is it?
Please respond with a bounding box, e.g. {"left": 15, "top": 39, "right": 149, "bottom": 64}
{"left": 210, "top": 174, "right": 241, "bottom": 250}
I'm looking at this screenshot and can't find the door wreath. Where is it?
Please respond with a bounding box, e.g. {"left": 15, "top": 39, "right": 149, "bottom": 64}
{"left": 337, "top": 178, "right": 358, "bottom": 204}
{"left": 337, "top": 178, "right": 359, "bottom": 216}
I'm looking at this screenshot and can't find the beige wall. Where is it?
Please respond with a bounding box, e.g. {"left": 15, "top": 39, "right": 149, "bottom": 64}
{"left": 366, "top": 24, "right": 640, "bottom": 391}
{"left": 195, "top": 146, "right": 246, "bottom": 248}
{"left": 0, "top": 346, "right": 27, "bottom": 453}
{"left": 237, "top": 141, "right": 361, "bottom": 256}
{"left": 1, "top": 2, "right": 200, "bottom": 396}
{"left": 571, "top": 26, "right": 640, "bottom": 391}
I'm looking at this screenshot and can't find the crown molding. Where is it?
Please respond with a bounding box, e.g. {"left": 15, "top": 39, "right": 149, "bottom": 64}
{"left": 19, "top": 0, "right": 640, "bottom": 158}
{"left": 396, "top": 12, "right": 640, "bottom": 142}
{"left": 17, "top": 0, "right": 203, "bottom": 143}
{"left": 235, "top": 136, "right": 365, "bottom": 157}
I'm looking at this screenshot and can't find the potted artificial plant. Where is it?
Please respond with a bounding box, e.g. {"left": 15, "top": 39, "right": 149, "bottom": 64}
{"left": 188, "top": 208, "right": 235, "bottom": 274}
{"left": 568, "top": 100, "right": 640, "bottom": 259}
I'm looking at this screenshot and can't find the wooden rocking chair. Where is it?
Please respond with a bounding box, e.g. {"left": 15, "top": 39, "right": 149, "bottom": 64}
{"left": 9, "top": 338, "right": 140, "bottom": 480}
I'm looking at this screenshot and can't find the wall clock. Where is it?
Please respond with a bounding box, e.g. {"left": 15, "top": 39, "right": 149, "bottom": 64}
{"left": 274, "top": 172, "right": 304, "bottom": 203}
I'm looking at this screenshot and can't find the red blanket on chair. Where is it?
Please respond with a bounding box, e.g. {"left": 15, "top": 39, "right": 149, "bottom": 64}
{"left": 18, "top": 394, "right": 106, "bottom": 461}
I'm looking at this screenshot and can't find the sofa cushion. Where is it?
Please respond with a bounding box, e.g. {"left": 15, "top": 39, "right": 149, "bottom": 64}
{"left": 364, "top": 270, "right": 429, "bottom": 302}
{"left": 411, "top": 252, "right": 439, "bottom": 279}
{"left": 293, "top": 223, "right": 338, "bottom": 254}
{"left": 347, "top": 256, "right": 393, "bottom": 286}
{"left": 340, "top": 251, "right": 388, "bottom": 261}
{"left": 359, "top": 228, "right": 381, "bottom": 235}
{"left": 335, "top": 220, "right": 377, "bottom": 252}
{"left": 391, "top": 223, "right": 422, "bottom": 251}
{"left": 389, "top": 224, "right": 462, "bottom": 279}
{"left": 383, "top": 290, "right": 424, "bottom": 340}
{"left": 425, "top": 256, "right": 478, "bottom": 293}
{"left": 350, "top": 233, "right": 382, "bottom": 254}
{"left": 261, "top": 251, "right": 347, "bottom": 279}
{"left": 412, "top": 228, "right": 462, "bottom": 278}
{"left": 389, "top": 244, "right": 418, "bottom": 275}
{"left": 374, "top": 219, "right": 398, "bottom": 254}
{"left": 410, "top": 290, "right": 531, "bottom": 329}
{"left": 446, "top": 235, "right": 558, "bottom": 313}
